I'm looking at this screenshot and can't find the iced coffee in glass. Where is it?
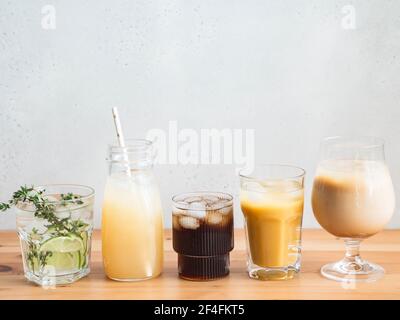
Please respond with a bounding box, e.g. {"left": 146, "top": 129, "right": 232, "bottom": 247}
{"left": 172, "top": 192, "right": 234, "bottom": 281}
{"left": 240, "top": 165, "right": 305, "bottom": 280}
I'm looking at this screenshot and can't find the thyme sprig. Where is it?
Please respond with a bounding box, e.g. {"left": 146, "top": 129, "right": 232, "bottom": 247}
{"left": 1, "top": 186, "right": 89, "bottom": 271}
{"left": 0, "top": 185, "right": 88, "bottom": 237}
{"left": 60, "top": 193, "right": 84, "bottom": 206}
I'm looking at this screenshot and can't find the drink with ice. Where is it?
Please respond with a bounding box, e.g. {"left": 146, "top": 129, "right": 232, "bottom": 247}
{"left": 11, "top": 185, "right": 94, "bottom": 286}
{"left": 172, "top": 192, "right": 234, "bottom": 281}
{"left": 240, "top": 165, "right": 305, "bottom": 280}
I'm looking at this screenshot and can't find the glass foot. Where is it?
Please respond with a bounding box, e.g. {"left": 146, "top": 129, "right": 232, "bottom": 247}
{"left": 107, "top": 274, "right": 160, "bottom": 282}
{"left": 25, "top": 267, "right": 90, "bottom": 287}
{"left": 248, "top": 266, "right": 299, "bottom": 281}
{"left": 321, "top": 258, "right": 384, "bottom": 283}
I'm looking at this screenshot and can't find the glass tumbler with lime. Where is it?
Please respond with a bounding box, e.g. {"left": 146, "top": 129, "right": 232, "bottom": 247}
{"left": 1, "top": 184, "right": 95, "bottom": 286}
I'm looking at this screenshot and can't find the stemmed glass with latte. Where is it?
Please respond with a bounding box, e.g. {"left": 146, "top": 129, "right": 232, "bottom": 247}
{"left": 312, "top": 136, "right": 395, "bottom": 282}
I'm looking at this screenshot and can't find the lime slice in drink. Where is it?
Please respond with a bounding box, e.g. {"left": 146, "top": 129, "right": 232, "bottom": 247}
{"left": 41, "top": 235, "right": 84, "bottom": 253}
{"left": 80, "top": 231, "right": 88, "bottom": 253}
{"left": 40, "top": 235, "right": 84, "bottom": 272}
{"left": 42, "top": 251, "right": 81, "bottom": 274}
{"left": 79, "top": 231, "right": 89, "bottom": 268}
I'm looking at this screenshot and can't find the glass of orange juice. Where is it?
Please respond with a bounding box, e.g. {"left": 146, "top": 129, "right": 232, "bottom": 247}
{"left": 240, "top": 165, "right": 305, "bottom": 280}
{"left": 102, "top": 139, "right": 164, "bottom": 281}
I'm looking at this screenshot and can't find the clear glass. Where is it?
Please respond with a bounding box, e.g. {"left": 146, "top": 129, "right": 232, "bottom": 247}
{"left": 172, "top": 192, "right": 234, "bottom": 281}
{"left": 239, "top": 165, "right": 305, "bottom": 280}
{"left": 16, "top": 184, "right": 94, "bottom": 286}
{"left": 312, "top": 136, "right": 396, "bottom": 282}
{"left": 102, "top": 139, "right": 164, "bottom": 281}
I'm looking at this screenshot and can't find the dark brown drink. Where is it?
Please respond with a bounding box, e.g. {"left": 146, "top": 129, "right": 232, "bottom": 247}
{"left": 172, "top": 192, "right": 234, "bottom": 281}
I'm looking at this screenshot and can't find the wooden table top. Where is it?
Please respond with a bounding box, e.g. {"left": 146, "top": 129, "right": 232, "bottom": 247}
{"left": 0, "top": 229, "right": 399, "bottom": 300}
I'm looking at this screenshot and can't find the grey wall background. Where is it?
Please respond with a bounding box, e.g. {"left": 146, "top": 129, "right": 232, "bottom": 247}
{"left": 0, "top": 0, "right": 399, "bottom": 230}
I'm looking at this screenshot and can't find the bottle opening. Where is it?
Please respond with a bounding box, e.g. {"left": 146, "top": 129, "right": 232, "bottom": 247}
{"left": 107, "top": 139, "right": 154, "bottom": 167}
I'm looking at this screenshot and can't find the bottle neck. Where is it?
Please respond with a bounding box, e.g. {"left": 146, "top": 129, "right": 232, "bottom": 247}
{"left": 109, "top": 159, "right": 153, "bottom": 176}
{"left": 107, "top": 140, "right": 155, "bottom": 175}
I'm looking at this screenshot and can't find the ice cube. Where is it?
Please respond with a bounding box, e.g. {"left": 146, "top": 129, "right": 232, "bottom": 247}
{"left": 185, "top": 196, "right": 203, "bottom": 203}
{"left": 218, "top": 206, "right": 233, "bottom": 216}
{"left": 69, "top": 207, "right": 89, "bottom": 220}
{"left": 54, "top": 210, "right": 71, "bottom": 220}
{"left": 201, "top": 195, "right": 220, "bottom": 206}
{"left": 179, "top": 216, "right": 200, "bottom": 230}
{"left": 243, "top": 182, "right": 267, "bottom": 193}
{"left": 172, "top": 214, "right": 181, "bottom": 230}
{"left": 25, "top": 220, "right": 48, "bottom": 234}
{"left": 42, "top": 195, "right": 59, "bottom": 203}
{"left": 206, "top": 212, "right": 223, "bottom": 225}
{"left": 187, "top": 201, "right": 207, "bottom": 219}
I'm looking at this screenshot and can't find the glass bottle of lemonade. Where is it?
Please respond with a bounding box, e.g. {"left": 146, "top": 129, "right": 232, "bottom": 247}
{"left": 102, "top": 139, "right": 164, "bottom": 281}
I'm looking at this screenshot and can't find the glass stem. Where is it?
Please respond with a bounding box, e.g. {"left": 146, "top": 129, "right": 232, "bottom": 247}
{"left": 343, "top": 239, "right": 363, "bottom": 271}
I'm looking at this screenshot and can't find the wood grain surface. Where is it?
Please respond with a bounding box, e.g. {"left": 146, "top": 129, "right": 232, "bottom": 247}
{"left": 0, "top": 229, "right": 399, "bottom": 300}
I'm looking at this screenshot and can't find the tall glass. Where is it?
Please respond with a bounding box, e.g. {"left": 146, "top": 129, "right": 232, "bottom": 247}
{"left": 16, "top": 184, "right": 94, "bottom": 286}
{"left": 312, "top": 136, "right": 395, "bottom": 282}
{"left": 102, "top": 139, "right": 164, "bottom": 281}
{"left": 240, "top": 165, "right": 305, "bottom": 280}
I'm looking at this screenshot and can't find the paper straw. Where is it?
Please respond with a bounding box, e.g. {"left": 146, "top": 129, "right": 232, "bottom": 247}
{"left": 112, "top": 107, "right": 131, "bottom": 176}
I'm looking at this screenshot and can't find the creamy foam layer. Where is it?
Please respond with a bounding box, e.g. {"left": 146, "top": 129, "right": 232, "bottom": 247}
{"left": 312, "top": 160, "right": 395, "bottom": 238}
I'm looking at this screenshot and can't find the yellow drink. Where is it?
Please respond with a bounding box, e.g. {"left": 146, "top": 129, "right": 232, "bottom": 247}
{"left": 241, "top": 188, "right": 304, "bottom": 268}
{"left": 102, "top": 172, "right": 164, "bottom": 280}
